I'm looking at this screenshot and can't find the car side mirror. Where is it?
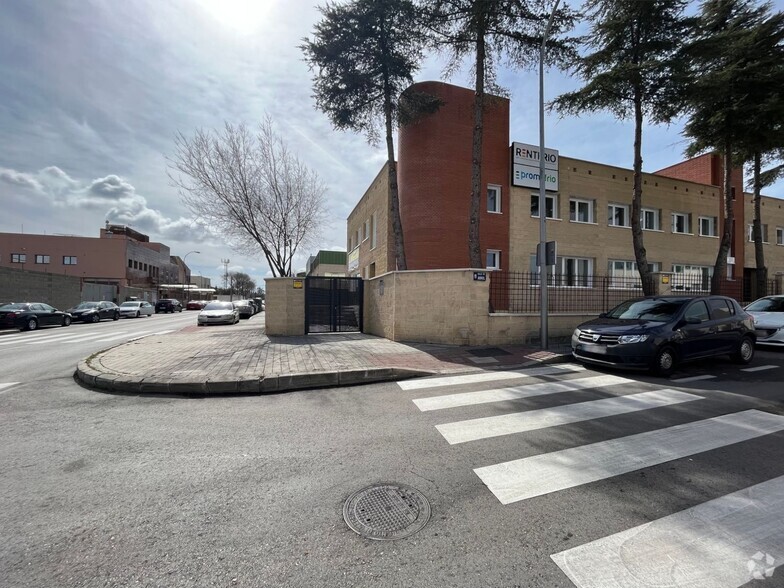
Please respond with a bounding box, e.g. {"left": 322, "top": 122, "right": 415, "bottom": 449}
{"left": 598, "top": 312, "right": 607, "bottom": 318}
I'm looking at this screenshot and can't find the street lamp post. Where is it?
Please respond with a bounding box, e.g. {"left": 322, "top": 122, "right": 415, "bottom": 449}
{"left": 183, "top": 250, "right": 200, "bottom": 302}
{"left": 538, "top": 0, "right": 560, "bottom": 351}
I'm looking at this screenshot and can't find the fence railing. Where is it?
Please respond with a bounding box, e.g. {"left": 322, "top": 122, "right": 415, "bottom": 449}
{"left": 488, "top": 271, "right": 782, "bottom": 314}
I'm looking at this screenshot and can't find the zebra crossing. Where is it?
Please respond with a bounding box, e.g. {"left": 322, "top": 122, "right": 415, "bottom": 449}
{"left": 0, "top": 327, "right": 175, "bottom": 348}
{"left": 402, "top": 363, "right": 784, "bottom": 587}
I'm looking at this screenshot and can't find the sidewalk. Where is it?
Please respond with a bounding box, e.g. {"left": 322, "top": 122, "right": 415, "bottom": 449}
{"left": 76, "top": 316, "right": 572, "bottom": 395}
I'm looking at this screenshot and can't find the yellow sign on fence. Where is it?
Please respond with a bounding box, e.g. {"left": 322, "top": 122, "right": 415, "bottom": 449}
{"left": 293, "top": 279, "right": 304, "bottom": 289}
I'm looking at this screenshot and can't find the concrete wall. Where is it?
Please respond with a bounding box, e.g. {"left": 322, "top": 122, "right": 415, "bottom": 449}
{"left": 0, "top": 266, "right": 81, "bottom": 310}
{"left": 264, "top": 277, "right": 305, "bottom": 336}
{"left": 364, "top": 269, "right": 592, "bottom": 346}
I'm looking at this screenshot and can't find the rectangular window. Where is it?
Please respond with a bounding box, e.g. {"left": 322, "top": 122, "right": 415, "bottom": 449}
{"left": 672, "top": 264, "right": 713, "bottom": 292}
{"left": 672, "top": 212, "right": 691, "bottom": 234}
{"left": 777, "top": 227, "right": 784, "bottom": 245}
{"left": 699, "top": 216, "right": 718, "bottom": 237}
{"left": 531, "top": 194, "right": 557, "bottom": 218}
{"left": 608, "top": 260, "right": 661, "bottom": 289}
{"left": 63, "top": 256, "right": 78, "bottom": 265}
{"left": 34, "top": 254, "right": 50, "bottom": 264}
{"left": 369, "top": 262, "right": 376, "bottom": 278}
{"left": 569, "top": 198, "right": 594, "bottom": 223}
{"left": 487, "top": 185, "right": 501, "bottom": 213}
{"left": 370, "top": 213, "right": 377, "bottom": 249}
{"left": 128, "top": 259, "right": 133, "bottom": 268}
{"left": 556, "top": 256, "right": 592, "bottom": 287}
{"left": 748, "top": 224, "right": 769, "bottom": 242}
{"left": 641, "top": 208, "right": 661, "bottom": 231}
{"left": 363, "top": 220, "right": 370, "bottom": 241}
{"left": 608, "top": 203, "right": 630, "bottom": 227}
{"left": 486, "top": 249, "right": 501, "bottom": 270}
{"left": 11, "top": 253, "right": 26, "bottom": 263}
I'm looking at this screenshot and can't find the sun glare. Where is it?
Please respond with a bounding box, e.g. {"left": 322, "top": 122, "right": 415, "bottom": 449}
{"left": 197, "top": 0, "right": 274, "bottom": 34}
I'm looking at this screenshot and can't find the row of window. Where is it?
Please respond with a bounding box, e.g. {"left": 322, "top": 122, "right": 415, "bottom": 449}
{"left": 747, "top": 225, "right": 784, "bottom": 245}
{"left": 128, "top": 259, "right": 159, "bottom": 277}
{"left": 349, "top": 213, "right": 378, "bottom": 251}
{"left": 9, "top": 254, "right": 78, "bottom": 265}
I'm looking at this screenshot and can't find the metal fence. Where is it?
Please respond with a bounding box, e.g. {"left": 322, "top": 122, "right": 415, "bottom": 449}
{"left": 489, "top": 271, "right": 782, "bottom": 314}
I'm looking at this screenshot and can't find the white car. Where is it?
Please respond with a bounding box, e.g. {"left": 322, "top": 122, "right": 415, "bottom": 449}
{"left": 746, "top": 295, "right": 784, "bottom": 347}
{"left": 197, "top": 301, "right": 240, "bottom": 326}
{"left": 119, "top": 301, "right": 154, "bottom": 318}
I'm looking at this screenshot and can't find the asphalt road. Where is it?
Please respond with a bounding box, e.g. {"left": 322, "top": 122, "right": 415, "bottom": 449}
{"left": 1, "top": 330, "right": 783, "bottom": 588}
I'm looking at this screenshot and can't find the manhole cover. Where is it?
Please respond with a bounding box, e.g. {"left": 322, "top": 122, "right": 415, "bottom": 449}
{"left": 470, "top": 347, "right": 511, "bottom": 357}
{"left": 343, "top": 483, "right": 431, "bottom": 540}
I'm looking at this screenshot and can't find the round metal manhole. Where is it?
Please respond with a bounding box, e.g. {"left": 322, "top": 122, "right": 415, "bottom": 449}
{"left": 343, "top": 483, "right": 431, "bottom": 540}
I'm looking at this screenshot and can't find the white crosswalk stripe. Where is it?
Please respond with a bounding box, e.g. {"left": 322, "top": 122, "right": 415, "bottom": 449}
{"left": 413, "top": 373, "right": 632, "bottom": 412}
{"left": 0, "top": 328, "right": 176, "bottom": 347}
{"left": 398, "top": 363, "right": 585, "bottom": 390}
{"left": 741, "top": 364, "right": 778, "bottom": 372}
{"left": 435, "top": 389, "right": 702, "bottom": 445}
{"left": 0, "top": 382, "right": 20, "bottom": 394}
{"left": 671, "top": 374, "right": 716, "bottom": 383}
{"left": 551, "top": 474, "right": 784, "bottom": 588}
{"left": 25, "top": 331, "right": 130, "bottom": 345}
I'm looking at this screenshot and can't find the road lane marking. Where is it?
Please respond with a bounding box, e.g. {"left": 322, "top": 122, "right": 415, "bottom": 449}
{"left": 25, "top": 332, "right": 128, "bottom": 345}
{"left": 398, "top": 364, "right": 586, "bottom": 390}
{"left": 0, "top": 382, "right": 21, "bottom": 394}
{"left": 551, "top": 474, "right": 784, "bottom": 588}
{"left": 671, "top": 374, "right": 716, "bottom": 383}
{"left": 741, "top": 365, "right": 778, "bottom": 372}
{"left": 474, "top": 410, "right": 784, "bottom": 505}
{"left": 413, "top": 374, "right": 633, "bottom": 412}
{"left": 435, "top": 390, "right": 702, "bottom": 444}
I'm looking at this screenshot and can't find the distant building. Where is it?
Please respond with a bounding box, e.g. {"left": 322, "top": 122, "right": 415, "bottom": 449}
{"left": 307, "top": 250, "right": 348, "bottom": 277}
{"left": 0, "top": 223, "right": 189, "bottom": 302}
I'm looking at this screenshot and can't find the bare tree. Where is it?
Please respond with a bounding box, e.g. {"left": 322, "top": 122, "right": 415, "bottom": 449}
{"left": 169, "top": 118, "right": 328, "bottom": 277}
{"left": 229, "top": 271, "right": 256, "bottom": 298}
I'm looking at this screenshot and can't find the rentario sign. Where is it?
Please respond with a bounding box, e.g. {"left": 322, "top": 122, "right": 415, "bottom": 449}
{"left": 511, "top": 142, "right": 559, "bottom": 191}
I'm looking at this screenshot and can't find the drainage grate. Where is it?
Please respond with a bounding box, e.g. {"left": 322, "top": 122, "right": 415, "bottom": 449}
{"left": 469, "top": 347, "right": 511, "bottom": 357}
{"left": 343, "top": 483, "right": 431, "bottom": 540}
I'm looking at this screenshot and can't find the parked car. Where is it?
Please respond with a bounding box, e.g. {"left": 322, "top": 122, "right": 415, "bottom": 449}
{"left": 0, "top": 302, "right": 72, "bottom": 331}
{"left": 253, "top": 298, "right": 265, "bottom": 313}
{"left": 119, "top": 301, "right": 154, "bottom": 318}
{"left": 745, "top": 295, "right": 784, "bottom": 347}
{"left": 234, "top": 299, "right": 254, "bottom": 319}
{"left": 571, "top": 295, "right": 755, "bottom": 376}
{"left": 186, "top": 300, "right": 207, "bottom": 310}
{"left": 155, "top": 299, "right": 183, "bottom": 313}
{"left": 67, "top": 301, "right": 120, "bottom": 322}
{"left": 197, "top": 301, "right": 239, "bottom": 326}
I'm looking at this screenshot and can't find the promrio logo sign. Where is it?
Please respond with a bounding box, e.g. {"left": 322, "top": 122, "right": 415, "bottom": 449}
{"left": 511, "top": 142, "right": 559, "bottom": 191}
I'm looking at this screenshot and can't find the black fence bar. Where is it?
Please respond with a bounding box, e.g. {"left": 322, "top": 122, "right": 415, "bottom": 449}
{"left": 489, "top": 272, "right": 781, "bottom": 314}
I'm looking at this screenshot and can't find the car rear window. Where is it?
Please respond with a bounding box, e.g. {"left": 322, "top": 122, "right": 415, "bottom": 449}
{"left": 204, "top": 302, "right": 233, "bottom": 310}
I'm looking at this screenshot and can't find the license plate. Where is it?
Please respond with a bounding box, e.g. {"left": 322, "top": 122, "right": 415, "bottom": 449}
{"left": 579, "top": 343, "right": 606, "bottom": 354}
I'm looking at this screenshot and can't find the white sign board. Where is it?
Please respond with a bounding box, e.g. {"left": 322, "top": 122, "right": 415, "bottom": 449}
{"left": 511, "top": 142, "right": 559, "bottom": 191}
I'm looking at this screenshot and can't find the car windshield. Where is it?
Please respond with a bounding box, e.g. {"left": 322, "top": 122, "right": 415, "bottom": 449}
{"left": 0, "top": 303, "right": 28, "bottom": 310}
{"left": 746, "top": 298, "right": 784, "bottom": 312}
{"left": 204, "top": 302, "right": 233, "bottom": 310}
{"left": 74, "top": 302, "right": 99, "bottom": 309}
{"left": 120, "top": 302, "right": 140, "bottom": 307}
{"left": 606, "top": 298, "right": 688, "bottom": 321}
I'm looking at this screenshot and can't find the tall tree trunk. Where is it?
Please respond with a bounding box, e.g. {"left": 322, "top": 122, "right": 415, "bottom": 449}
{"left": 753, "top": 151, "right": 767, "bottom": 297}
{"left": 380, "top": 12, "right": 407, "bottom": 271}
{"left": 711, "top": 146, "right": 734, "bottom": 294}
{"left": 468, "top": 17, "right": 485, "bottom": 269}
{"left": 631, "top": 91, "right": 652, "bottom": 295}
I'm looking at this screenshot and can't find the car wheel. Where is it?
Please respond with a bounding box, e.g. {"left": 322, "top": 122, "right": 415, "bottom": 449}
{"left": 731, "top": 336, "right": 755, "bottom": 364}
{"left": 652, "top": 345, "right": 677, "bottom": 376}
{"left": 113, "top": 312, "right": 120, "bottom": 321}
{"left": 62, "top": 315, "right": 71, "bottom": 327}
{"left": 91, "top": 314, "right": 100, "bottom": 323}
{"left": 25, "top": 318, "right": 38, "bottom": 331}
{"left": 135, "top": 311, "right": 140, "bottom": 318}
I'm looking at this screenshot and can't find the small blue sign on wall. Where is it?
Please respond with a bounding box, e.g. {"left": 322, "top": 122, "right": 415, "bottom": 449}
{"left": 473, "top": 272, "right": 487, "bottom": 281}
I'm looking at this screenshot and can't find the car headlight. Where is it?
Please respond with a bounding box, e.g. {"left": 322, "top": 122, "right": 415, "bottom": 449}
{"left": 618, "top": 334, "right": 649, "bottom": 344}
{"left": 573, "top": 328, "right": 581, "bottom": 338}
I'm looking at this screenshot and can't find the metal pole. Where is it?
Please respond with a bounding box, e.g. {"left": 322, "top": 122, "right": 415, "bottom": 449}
{"left": 539, "top": 0, "right": 560, "bottom": 351}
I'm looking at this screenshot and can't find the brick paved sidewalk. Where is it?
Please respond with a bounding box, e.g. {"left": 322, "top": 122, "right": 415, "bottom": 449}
{"left": 76, "top": 316, "right": 570, "bottom": 395}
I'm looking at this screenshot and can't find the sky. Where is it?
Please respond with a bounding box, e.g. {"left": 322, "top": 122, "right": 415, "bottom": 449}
{"left": 1, "top": 0, "right": 783, "bottom": 287}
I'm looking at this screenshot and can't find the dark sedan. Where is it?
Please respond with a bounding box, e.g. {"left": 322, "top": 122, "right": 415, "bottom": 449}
{"left": 572, "top": 295, "right": 755, "bottom": 375}
{"left": 66, "top": 301, "right": 120, "bottom": 322}
{"left": 0, "top": 302, "right": 72, "bottom": 331}
{"left": 155, "top": 299, "right": 183, "bottom": 313}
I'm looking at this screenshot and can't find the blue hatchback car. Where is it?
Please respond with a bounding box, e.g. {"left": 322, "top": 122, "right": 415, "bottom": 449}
{"left": 572, "top": 295, "right": 755, "bottom": 376}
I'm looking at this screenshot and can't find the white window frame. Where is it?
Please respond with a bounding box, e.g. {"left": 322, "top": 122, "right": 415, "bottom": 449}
{"left": 63, "top": 256, "right": 78, "bottom": 265}
{"left": 11, "top": 253, "right": 26, "bottom": 263}
{"left": 777, "top": 227, "right": 784, "bottom": 246}
{"left": 530, "top": 255, "right": 593, "bottom": 288}
{"left": 34, "top": 254, "right": 50, "bottom": 264}
{"left": 370, "top": 213, "right": 377, "bottom": 249}
{"left": 672, "top": 264, "right": 713, "bottom": 292}
{"left": 641, "top": 208, "right": 661, "bottom": 231}
{"left": 486, "top": 249, "right": 501, "bottom": 270}
{"left": 607, "top": 203, "right": 630, "bottom": 227}
{"left": 608, "top": 260, "right": 661, "bottom": 289}
{"left": 569, "top": 197, "right": 594, "bottom": 223}
{"left": 530, "top": 193, "right": 558, "bottom": 219}
{"left": 698, "top": 216, "right": 718, "bottom": 237}
{"left": 748, "top": 223, "right": 769, "bottom": 243}
{"left": 671, "top": 212, "right": 691, "bottom": 234}
{"left": 487, "top": 185, "right": 502, "bottom": 213}
{"left": 363, "top": 220, "right": 370, "bottom": 242}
